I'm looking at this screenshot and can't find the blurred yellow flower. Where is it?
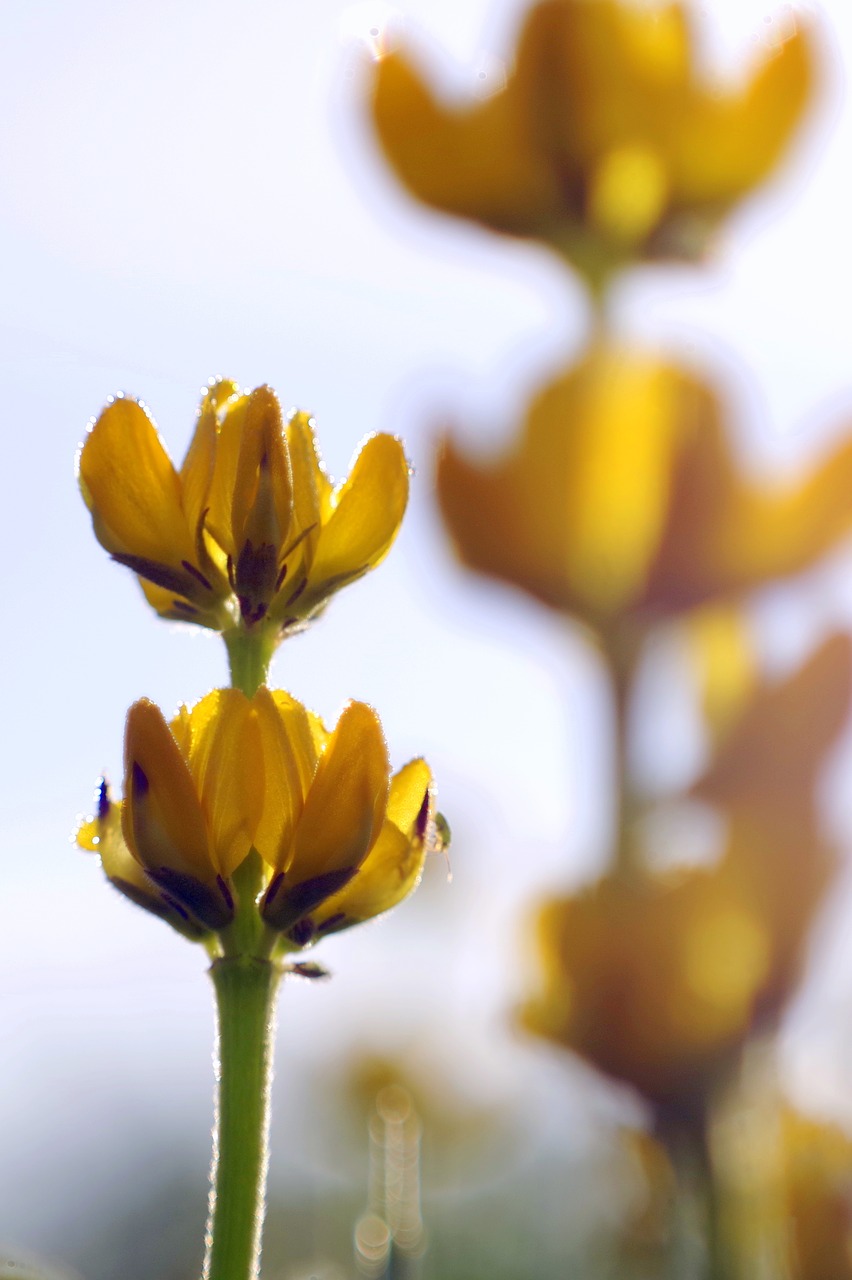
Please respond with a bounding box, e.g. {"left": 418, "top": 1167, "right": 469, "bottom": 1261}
{"left": 774, "top": 1110, "right": 852, "bottom": 1279}
{"left": 78, "top": 379, "right": 409, "bottom": 636}
{"left": 371, "top": 0, "right": 812, "bottom": 281}
{"left": 718, "top": 1097, "right": 852, "bottom": 1279}
{"left": 438, "top": 350, "right": 852, "bottom": 626}
{"left": 77, "top": 688, "right": 434, "bottom": 944}
{"left": 523, "top": 637, "right": 851, "bottom": 1112}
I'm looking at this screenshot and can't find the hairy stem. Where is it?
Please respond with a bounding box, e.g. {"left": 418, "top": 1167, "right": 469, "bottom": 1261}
{"left": 203, "top": 956, "right": 281, "bottom": 1280}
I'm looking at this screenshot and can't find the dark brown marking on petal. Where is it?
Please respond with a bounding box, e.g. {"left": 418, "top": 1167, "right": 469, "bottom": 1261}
{"left": 264, "top": 872, "right": 284, "bottom": 908}
{"left": 147, "top": 867, "right": 234, "bottom": 931}
{"left": 287, "top": 918, "right": 316, "bottom": 948}
{"left": 131, "top": 761, "right": 149, "bottom": 800}
{"left": 217, "top": 876, "right": 234, "bottom": 911}
{"left": 279, "top": 522, "right": 317, "bottom": 564}
{"left": 97, "top": 777, "right": 111, "bottom": 820}
{"left": 284, "top": 576, "right": 308, "bottom": 608}
{"left": 415, "top": 788, "right": 431, "bottom": 841}
{"left": 238, "top": 597, "right": 269, "bottom": 626}
{"left": 181, "top": 560, "right": 213, "bottom": 591}
{"left": 274, "top": 561, "right": 288, "bottom": 592}
{"left": 173, "top": 599, "right": 198, "bottom": 615}
{"left": 261, "top": 866, "right": 358, "bottom": 932}
{"left": 109, "top": 875, "right": 172, "bottom": 920}
{"left": 112, "top": 553, "right": 199, "bottom": 599}
{"left": 108, "top": 873, "right": 208, "bottom": 938}
{"left": 234, "top": 540, "right": 278, "bottom": 619}
{"left": 314, "top": 567, "right": 367, "bottom": 595}
{"left": 158, "top": 891, "right": 191, "bottom": 921}
{"left": 286, "top": 867, "right": 358, "bottom": 913}
{"left": 316, "top": 912, "right": 347, "bottom": 935}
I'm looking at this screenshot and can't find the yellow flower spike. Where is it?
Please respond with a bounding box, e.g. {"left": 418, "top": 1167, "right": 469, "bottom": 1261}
{"left": 76, "top": 780, "right": 210, "bottom": 940}
{"left": 439, "top": 349, "right": 852, "bottom": 627}
{"left": 371, "top": 0, "right": 814, "bottom": 280}
{"left": 523, "top": 639, "right": 852, "bottom": 1113}
{"left": 261, "top": 701, "right": 391, "bottom": 933}
{"left": 123, "top": 698, "right": 235, "bottom": 930}
{"left": 81, "top": 381, "right": 410, "bottom": 645}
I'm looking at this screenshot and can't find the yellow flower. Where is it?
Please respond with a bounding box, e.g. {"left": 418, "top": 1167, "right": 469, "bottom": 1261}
{"left": 76, "top": 688, "right": 435, "bottom": 945}
{"left": 371, "top": 0, "right": 812, "bottom": 280}
{"left": 77, "top": 778, "right": 208, "bottom": 941}
{"left": 522, "top": 638, "right": 851, "bottom": 1112}
{"left": 771, "top": 1110, "right": 852, "bottom": 1279}
{"left": 78, "top": 379, "right": 410, "bottom": 636}
{"left": 438, "top": 349, "right": 852, "bottom": 625}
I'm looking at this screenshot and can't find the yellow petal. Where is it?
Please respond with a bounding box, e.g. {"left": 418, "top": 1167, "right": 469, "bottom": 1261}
{"left": 78, "top": 791, "right": 159, "bottom": 898}
{"left": 205, "top": 392, "right": 250, "bottom": 557}
{"left": 291, "top": 700, "right": 390, "bottom": 879}
{"left": 138, "top": 576, "right": 221, "bottom": 627}
{"left": 122, "top": 698, "right": 212, "bottom": 880}
{"left": 309, "top": 434, "right": 409, "bottom": 590}
{"left": 261, "top": 701, "right": 390, "bottom": 930}
{"left": 251, "top": 687, "right": 317, "bottom": 869}
{"left": 673, "top": 27, "right": 812, "bottom": 205}
{"left": 386, "top": 757, "right": 433, "bottom": 833}
{"left": 180, "top": 387, "right": 230, "bottom": 539}
{"left": 232, "top": 386, "right": 293, "bottom": 554}
{"left": 183, "top": 689, "right": 263, "bottom": 877}
{"left": 313, "top": 759, "right": 433, "bottom": 932}
{"left": 79, "top": 397, "right": 195, "bottom": 566}
{"left": 694, "top": 634, "right": 852, "bottom": 820}
{"left": 286, "top": 410, "right": 328, "bottom": 527}
{"left": 371, "top": 48, "right": 559, "bottom": 236}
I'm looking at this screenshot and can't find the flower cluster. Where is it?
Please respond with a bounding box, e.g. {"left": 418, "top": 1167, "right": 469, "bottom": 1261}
{"left": 367, "top": 0, "right": 852, "bottom": 1263}
{"left": 78, "top": 380, "right": 437, "bottom": 956}
{"left": 522, "top": 636, "right": 851, "bottom": 1114}
{"left": 368, "top": 0, "right": 841, "bottom": 1110}
{"left": 372, "top": 0, "right": 811, "bottom": 285}
{"left": 78, "top": 380, "right": 409, "bottom": 639}
{"left": 79, "top": 690, "right": 433, "bottom": 951}
{"left": 438, "top": 349, "right": 852, "bottom": 623}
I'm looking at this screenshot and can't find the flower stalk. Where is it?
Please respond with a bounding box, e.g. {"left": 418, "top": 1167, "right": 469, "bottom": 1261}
{"left": 204, "top": 953, "right": 282, "bottom": 1280}
{"left": 225, "top": 625, "right": 279, "bottom": 699}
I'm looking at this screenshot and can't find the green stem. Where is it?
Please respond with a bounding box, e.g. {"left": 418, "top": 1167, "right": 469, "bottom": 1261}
{"left": 224, "top": 624, "right": 278, "bottom": 697}
{"left": 599, "top": 620, "right": 643, "bottom": 876}
{"left": 203, "top": 955, "right": 282, "bottom": 1280}
{"left": 658, "top": 1108, "right": 731, "bottom": 1280}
